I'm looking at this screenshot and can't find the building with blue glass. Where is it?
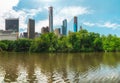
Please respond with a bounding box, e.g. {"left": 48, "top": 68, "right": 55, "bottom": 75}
{"left": 74, "top": 16, "right": 77, "bottom": 32}
{"left": 62, "top": 19, "right": 67, "bottom": 35}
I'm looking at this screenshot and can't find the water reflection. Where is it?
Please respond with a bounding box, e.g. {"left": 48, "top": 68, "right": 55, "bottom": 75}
{"left": 0, "top": 52, "right": 120, "bottom": 82}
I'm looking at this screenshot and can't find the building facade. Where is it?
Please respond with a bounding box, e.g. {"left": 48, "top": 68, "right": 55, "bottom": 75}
{"left": 41, "top": 26, "right": 49, "bottom": 34}
{"left": 49, "top": 6, "right": 53, "bottom": 32}
{"left": 62, "top": 19, "right": 67, "bottom": 35}
{"left": 54, "top": 28, "right": 61, "bottom": 37}
{"left": 28, "top": 19, "right": 35, "bottom": 39}
{"left": 74, "top": 16, "right": 78, "bottom": 32}
{"left": 0, "top": 30, "right": 18, "bottom": 40}
{"left": 5, "top": 18, "right": 19, "bottom": 32}
{"left": 23, "top": 32, "right": 28, "bottom": 38}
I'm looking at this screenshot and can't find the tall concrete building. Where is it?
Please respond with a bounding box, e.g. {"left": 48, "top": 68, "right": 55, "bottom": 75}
{"left": 28, "top": 19, "right": 35, "bottom": 39}
{"left": 62, "top": 19, "right": 67, "bottom": 35}
{"left": 5, "top": 18, "right": 19, "bottom": 32}
{"left": 49, "top": 6, "right": 53, "bottom": 32}
{"left": 74, "top": 16, "right": 78, "bottom": 32}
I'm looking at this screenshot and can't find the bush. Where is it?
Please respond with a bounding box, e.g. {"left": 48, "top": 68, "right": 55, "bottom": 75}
{"left": 0, "top": 42, "right": 7, "bottom": 51}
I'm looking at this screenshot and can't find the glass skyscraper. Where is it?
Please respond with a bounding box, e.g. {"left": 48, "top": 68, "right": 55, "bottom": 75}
{"left": 74, "top": 16, "right": 78, "bottom": 32}
{"left": 62, "top": 19, "right": 67, "bottom": 35}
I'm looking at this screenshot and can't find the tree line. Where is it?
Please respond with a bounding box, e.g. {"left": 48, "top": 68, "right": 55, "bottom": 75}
{"left": 0, "top": 29, "right": 120, "bottom": 52}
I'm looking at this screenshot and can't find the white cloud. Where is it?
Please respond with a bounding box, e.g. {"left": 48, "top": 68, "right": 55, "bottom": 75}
{"left": 54, "top": 6, "right": 90, "bottom": 25}
{"left": 0, "top": 0, "right": 19, "bottom": 12}
{"left": 83, "top": 22, "right": 95, "bottom": 27}
{"left": 83, "top": 21, "right": 120, "bottom": 30}
{"left": 102, "top": 22, "right": 120, "bottom": 29}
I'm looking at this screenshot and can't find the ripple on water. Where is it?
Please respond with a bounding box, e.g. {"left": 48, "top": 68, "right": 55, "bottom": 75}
{"left": 77, "top": 64, "right": 120, "bottom": 83}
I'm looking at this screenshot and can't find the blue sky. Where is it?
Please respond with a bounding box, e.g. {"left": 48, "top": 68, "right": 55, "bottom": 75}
{"left": 0, "top": 0, "right": 120, "bottom": 36}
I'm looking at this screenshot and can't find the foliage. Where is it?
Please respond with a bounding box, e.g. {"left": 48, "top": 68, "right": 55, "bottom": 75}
{"left": 0, "top": 42, "right": 7, "bottom": 51}
{"left": 13, "top": 39, "right": 31, "bottom": 52}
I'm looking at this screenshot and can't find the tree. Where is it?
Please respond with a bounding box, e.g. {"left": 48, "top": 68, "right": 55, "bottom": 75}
{"left": 13, "top": 39, "right": 31, "bottom": 52}
{"left": 0, "top": 42, "right": 7, "bottom": 51}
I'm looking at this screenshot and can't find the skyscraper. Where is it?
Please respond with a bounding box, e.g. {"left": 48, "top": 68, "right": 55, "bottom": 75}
{"left": 74, "top": 16, "right": 78, "bottom": 32}
{"left": 62, "top": 19, "right": 67, "bottom": 35}
{"left": 28, "top": 19, "right": 35, "bottom": 39}
{"left": 5, "top": 18, "right": 19, "bottom": 32}
{"left": 49, "top": 6, "right": 53, "bottom": 32}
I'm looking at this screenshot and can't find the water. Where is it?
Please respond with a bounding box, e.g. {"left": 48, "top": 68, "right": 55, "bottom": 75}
{"left": 0, "top": 52, "right": 120, "bottom": 83}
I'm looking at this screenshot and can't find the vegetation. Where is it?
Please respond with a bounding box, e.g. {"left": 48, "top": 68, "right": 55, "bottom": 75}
{"left": 0, "top": 29, "right": 120, "bottom": 52}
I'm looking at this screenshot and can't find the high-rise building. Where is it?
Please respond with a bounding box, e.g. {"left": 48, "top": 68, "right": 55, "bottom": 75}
{"left": 5, "top": 18, "right": 19, "bottom": 32}
{"left": 28, "top": 19, "right": 35, "bottom": 39}
{"left": 74, "top": 16, "right": 78, "bottom": 32}
{"left": 49, "top": 6, "right": 53, "bottom": 32}
{"left": 62, "top": 19, "right": 67, "bottom": 35}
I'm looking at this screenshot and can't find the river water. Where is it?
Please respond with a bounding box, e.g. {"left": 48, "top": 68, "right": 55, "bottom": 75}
{"left": 0, "top": 52, "right": 120, "bottom": 83}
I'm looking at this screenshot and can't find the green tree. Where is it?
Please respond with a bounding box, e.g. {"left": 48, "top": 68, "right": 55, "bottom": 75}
{"left": 57, "top": 36, "right": 72, "bottom": 52}
{"left": 0, "top": 40, "right": 14, "bottom": 51}
{"left": 0, "top": 42, "right": 7, "bottom": 51}
{"left": 13, "top": 39, "right": 31, "bottom": 52}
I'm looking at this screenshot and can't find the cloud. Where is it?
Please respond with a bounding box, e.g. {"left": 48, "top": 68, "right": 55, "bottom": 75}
{"left": 0, "top": 0, "right": 19, "bottom": 12}
{"left": 83, "top": 22, "right": 95, "bottom": 27}
{"left": 83, "top": 21, "right": 120, "bottom": 30}
{"left": 54, "top": 6, "right": 90, "bottom": 25}
{"left": 102, "top": 22, "right": 120, "bottom": 29}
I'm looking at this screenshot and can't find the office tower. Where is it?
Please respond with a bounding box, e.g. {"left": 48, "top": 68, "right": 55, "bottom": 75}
{"left": 62, "top": 19, "right": 67, "bottom": 35}
{"left": 49, "top": 6, "right": 53, "bottom": 32}
{"left": 28, "top": 19, "right": 35, "bottom": 39}
{"left": 5, "top": 18, "right": 19, "bottom": 32}
{"left": 74, "top": 16, "right": 78, "bottom": 32}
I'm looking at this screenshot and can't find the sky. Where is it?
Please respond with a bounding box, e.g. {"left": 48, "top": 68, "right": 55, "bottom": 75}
{"left": 0, "top": 0, "right": 120, "bottom": 36}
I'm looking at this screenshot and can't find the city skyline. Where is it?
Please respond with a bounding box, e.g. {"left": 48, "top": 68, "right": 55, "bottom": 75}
{"left": 0, "top": 0, "right": 120, "bottom": 36}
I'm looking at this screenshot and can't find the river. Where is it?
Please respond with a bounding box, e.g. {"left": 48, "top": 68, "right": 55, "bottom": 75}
{"left": 0, "top": 52, "right": 120, "bottom": 83}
